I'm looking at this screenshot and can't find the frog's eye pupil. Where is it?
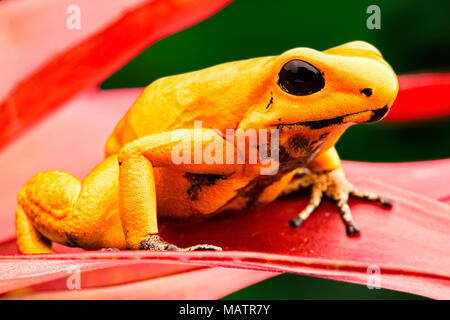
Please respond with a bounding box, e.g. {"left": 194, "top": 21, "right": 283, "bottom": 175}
{"left": 278, "top": 60, "right": 324, "bottom": 96}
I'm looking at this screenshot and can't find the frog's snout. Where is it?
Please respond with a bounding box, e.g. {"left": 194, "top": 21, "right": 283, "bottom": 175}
{"left": 354, "top": 61, "right": 398, "bottom": 122}
{"left": 362, "top": 69, "right": 398, "bottom": 122}
{"left": 359, "top": 80, "right": 395, "bottom": 123}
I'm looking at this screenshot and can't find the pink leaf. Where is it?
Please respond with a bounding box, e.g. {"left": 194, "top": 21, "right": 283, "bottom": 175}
{"left": 0, "top": 0, "right": 232, "bottom": 150}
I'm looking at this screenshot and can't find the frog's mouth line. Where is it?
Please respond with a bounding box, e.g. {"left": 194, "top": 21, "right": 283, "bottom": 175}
{"left": 276, "top": 105, "right": 389, "bottom": 130}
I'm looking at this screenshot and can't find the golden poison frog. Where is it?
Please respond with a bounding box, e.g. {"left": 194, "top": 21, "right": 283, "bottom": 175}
{"left": 16, "top": 41, "right": 398, "bottom": 253}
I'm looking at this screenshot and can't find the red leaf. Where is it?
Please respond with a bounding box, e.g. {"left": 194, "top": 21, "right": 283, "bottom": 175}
{"left": 385, "top": 73, "right": 450, "bottom": 121}
{"left": 3, "top": 266, "right": 274, "bottom": 300}
{"left": 0, "top": 89, "right": 449, "bottom": 299}
{"left": 1, "top": 181, "right": 449, "bottom": 299}
{"left": 0, "top": 0, "right": 232, "bottom": 150}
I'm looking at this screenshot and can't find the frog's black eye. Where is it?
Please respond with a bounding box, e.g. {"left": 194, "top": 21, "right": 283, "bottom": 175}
{"left": 278, "top": 60, "right": 324, "bottom": 96}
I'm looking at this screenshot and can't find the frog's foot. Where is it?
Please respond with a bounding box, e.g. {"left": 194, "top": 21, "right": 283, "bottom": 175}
{"left": 178, "top": 244, "right": 223, "bottom": 252}
{"left": 286, "top": 168, "right": 392, "bottom": 236}
{"left": 139, "top": 235, "right": 222, "bottom": 251}
{"left": 100, "top": 248, "right": 120, "bottom": 251}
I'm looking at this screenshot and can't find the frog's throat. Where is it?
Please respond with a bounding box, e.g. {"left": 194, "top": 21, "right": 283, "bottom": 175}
{"left": 275, "top": 105, "right": 389, "bottom": 130}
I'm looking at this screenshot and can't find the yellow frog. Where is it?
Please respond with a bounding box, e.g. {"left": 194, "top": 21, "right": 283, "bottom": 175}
{"left": 16, "top": 41, "right": 398, "bottom": 254}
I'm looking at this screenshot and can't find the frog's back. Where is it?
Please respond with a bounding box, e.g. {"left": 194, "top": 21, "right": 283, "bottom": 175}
{"left": 105, "top": 56, "right": 274, "bottom": 156}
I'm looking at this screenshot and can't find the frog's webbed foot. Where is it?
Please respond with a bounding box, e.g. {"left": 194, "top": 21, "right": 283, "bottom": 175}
{"left": 285, "top": 168, "right": 392, "bottom": 236}
{"left": 178, "top": 244, "right": 223, "bottom": 252}
{"left": 140, "top": 235, "right": 222, "bottom": 251}
{"left": 100, "top": 248, "right": 120, "bottom": 251}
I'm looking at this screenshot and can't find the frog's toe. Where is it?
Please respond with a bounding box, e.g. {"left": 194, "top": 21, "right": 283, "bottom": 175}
{"left": 333, "top": 197, "right": 361, "bottom": 237}
{"left": 139, "top": 234, "right": 180, "bottom": 251}
{"left": 100, "top": 247, "right": 120, "bottom": 251}
{"left": 181, "top": 244, "right": 222, "bottom": 251}
{"left": 380, "top": 197, "right": 393, "bottom": 208}
{"left": 345, "top": 222, "right": 360, "bottom": 237}
{"left": 140, "top": 235, "right": 222, "bottom": 251}
{"left": 350, "top": 187, "right": 394, "bottom": 209}
{"left": 289, "top": 216, "right": 304, "bottom": 228}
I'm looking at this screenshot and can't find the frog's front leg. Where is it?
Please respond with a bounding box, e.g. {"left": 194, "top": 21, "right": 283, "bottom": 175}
{"left": 284, "top": 147, "right": 392, "bottom": 236}
{"left": 117, "top": 128, "right": 239, "bottom": 251}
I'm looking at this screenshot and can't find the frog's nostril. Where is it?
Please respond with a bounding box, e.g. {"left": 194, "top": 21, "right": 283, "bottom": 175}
{"left": 361, "top": 88, "right": 373, "bottom": 97}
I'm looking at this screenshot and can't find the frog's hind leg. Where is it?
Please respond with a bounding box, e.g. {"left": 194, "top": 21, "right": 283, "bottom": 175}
{"left": 16, "top": 170, "right": 81, "bottom": 253}
{"left": 16, "top": 156, "right": 126, "bottom": 253}
{"left": 16, "top": 204, "right": 53, "bottom": 254}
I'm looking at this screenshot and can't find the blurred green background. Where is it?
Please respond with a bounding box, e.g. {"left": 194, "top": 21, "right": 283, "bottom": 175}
{"left": 101, "top": 0, "right": 450, "bottom": 299}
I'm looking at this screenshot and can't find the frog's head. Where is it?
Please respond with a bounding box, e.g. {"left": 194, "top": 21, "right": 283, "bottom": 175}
{"left": 241, "top": 41, "right": 398, "bottom": 135}
{"left": 236, "top": 41, "right": 398, "bottom": 169}
{"left": 237, "top": 41, "right": 398, "bottom": 166}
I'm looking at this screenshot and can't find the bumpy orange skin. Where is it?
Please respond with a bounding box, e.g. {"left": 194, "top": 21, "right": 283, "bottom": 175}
{"left": 16, "top": 41, "right": 398, "bottom": 253}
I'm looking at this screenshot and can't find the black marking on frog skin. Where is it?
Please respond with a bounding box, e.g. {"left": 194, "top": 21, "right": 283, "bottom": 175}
{"left": 266, "top": 92, "right": 274, "bottom": 109}
{"left": 278, "top": 132, "right": 329, "bottom": 174}
{"left": 281, "top": 158, "right": 310, "bottom": 174}
{"left": 276, "top": 106, "right": 389, "bottom": 130}
{"left": 185, "top": 173, "right": 227, "bottom": 200}
{"left": 277, "top": 149, "right": 310, "bottom": 174}
{"left": 288, "top": 134, "right": 310, "bottom": 153}
{"left": 277, "top": 116, "right": 344, "bottom": 130}
{"left": 65, "top": 233, "right": 79, "bottom": 248}
{"left": 278, "top": 145, "right": 291, "bottom": 163}
{"left": 367, "top": 105, "right": 389, "bottom": 122}
{"left": 288, "top": 134, "right": 326, "bottom": 157}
